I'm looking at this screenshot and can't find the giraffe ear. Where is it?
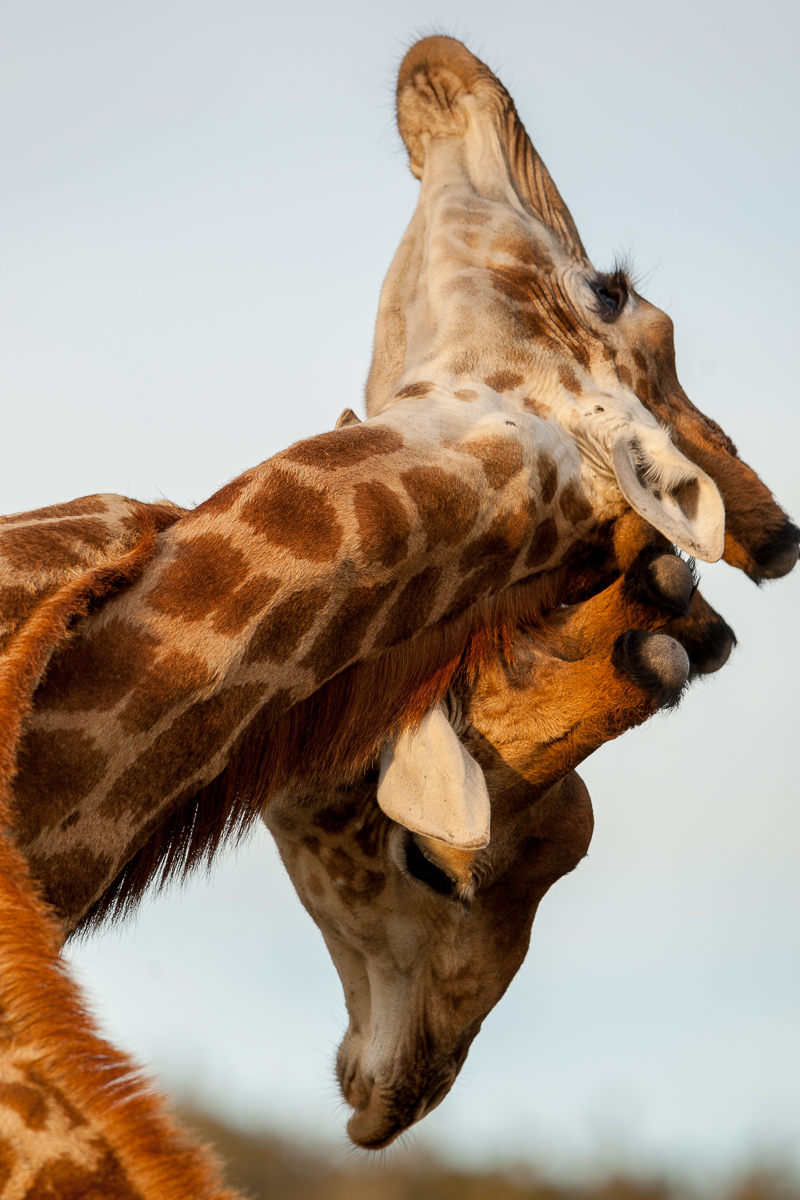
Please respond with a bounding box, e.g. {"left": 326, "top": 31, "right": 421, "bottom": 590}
{"left": 377, "top": 705, "right": 491, "bottom": 850}
{"left": 609, "top": 424, "right": 725, "bottom": 562}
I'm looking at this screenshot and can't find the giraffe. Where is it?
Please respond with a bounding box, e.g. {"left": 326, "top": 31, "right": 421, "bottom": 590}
{"left": 365, "top": 37, "right": 798, "bottom": 583}
{"left": 0, "top": 32, "right": 794, "bottom": 1194}
{"left": 0, "top": 408, "right": 718, "bottom": 1197}
{"left": 0, "top": 496, "right": 727, "bottom": 1190}
{"left": 12, "top": 30, "right": 798, "bottom": 952}
{"left": 263, "top": 540, "right": 738, "bottom": 1149}
{"left": 6, "top": 339, "right": 725, "bottom": 932}
{"left": 0, "top": 496, "right": 244, "bottom": 1199}
{"left": 0, "top": 495, "right": 725, "bottom": 1196}
{"left": 259, "top": 33, "right": 800, "bottom": 1146}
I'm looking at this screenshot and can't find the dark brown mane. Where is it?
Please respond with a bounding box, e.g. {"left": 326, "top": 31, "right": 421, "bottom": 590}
{"left": 74, "top": 545, "right": 613, "bottom": 936}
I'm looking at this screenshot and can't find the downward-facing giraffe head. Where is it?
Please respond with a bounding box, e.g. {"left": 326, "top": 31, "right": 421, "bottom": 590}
{"left": 367, "top": 36, "right": 798, "bottom": 579}
{"left": 265, "top": 542, "right": 731, "bottom": 1149}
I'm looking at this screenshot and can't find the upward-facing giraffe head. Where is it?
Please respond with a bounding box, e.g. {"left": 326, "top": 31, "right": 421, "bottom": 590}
{"left": 366, "top": 36, "right": 797, "bottom": 580}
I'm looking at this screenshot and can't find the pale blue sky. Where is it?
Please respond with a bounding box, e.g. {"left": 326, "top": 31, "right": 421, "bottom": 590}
{"left": 1, "top": 0, "right": 798, "bottom": 1180}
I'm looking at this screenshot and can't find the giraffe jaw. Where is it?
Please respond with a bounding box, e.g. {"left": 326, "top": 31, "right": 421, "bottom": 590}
{"left": 339, "top": 1020, "right": 478, "bottom": 1149}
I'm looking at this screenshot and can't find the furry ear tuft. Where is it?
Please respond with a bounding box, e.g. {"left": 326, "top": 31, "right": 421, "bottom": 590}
{"left": 610, "top": 428, "right": 725, "bottom": 562}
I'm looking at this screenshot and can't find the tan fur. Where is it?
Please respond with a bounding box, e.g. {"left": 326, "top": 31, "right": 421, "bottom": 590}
{"left": 0, "top": 507, "right": 240, "bottom": 1198}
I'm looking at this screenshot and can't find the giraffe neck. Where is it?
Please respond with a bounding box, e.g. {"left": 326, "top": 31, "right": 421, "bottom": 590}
{"left": 13, "top": 404, "right": 608, "bottom": 932}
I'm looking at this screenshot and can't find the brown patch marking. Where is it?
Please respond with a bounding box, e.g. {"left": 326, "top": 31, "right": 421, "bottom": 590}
{"left": 35, "top": 618, "right": 158, "bottom": 713}
{"left": 0, "top": 519, "right": 112, "bottom": 573}
{"left": 446, "top": 504, "right": 532, "bottom": 612}
{"left": 453, "top": 388, "right": 478, "bottom": 401}
{"left": 101, "top": 681, "right": 267, "bottom": 821}
{"left": 394, "top": 381, "right": 434, "bottom": 400}
{"left": 211, "top": 573, "right": 281, "bottom": 636}
{"left": 636, "top": 372, "right": 652, "bottom": 403}
{"left": 313, "top": 802, "right": 358, "bottom": 834}
{"left": 281, "top": 425, "right": 404, "bottom": 470}
{"left": 118, "top": 649, "right": 217, "bottom": 734}
{"left": 244, "top": 586, "right": 330, "bottom": 665}
{"left": 376, "top": 566, "right": 443, "bottom": 648}
{"left": 28, "top": 1148, "right": 141, "bottom": 1200}
{"left": 557, "top": 364, "right": 582, "bottom": 395}
{"left": 460, "top": 229, "right": 482, "bottom": 250}
{"left": 13, "top": 728, "right": 109, "bottom": 841}
{"left": 517, "top": 306, "right": 558, "bottom": 347}
{"left": 354, "top": 817, "right": 382, "bottom": 860}
{"left": 30, "top": 845, "right": 116, "bottom": 924}
{"left": 559, "top": 481, "right": 593, "bottom": 524}
{"left": 301, "top": 580, "right": 396, "bottom": 682}
{"left": 1, "top": 495, "right": 109, "bottom": 525}
{"left": 460, "top": 435, "right": 524, "bottom": 490}
{"left": 0, "top": 585, "right": 43, "bottom": 653}
{"left": 24, "top": 1067, "right": 87, "bottom": 1129}
{"left": 0, "top": 1137, "right": 13, "bottom": 1191}
{"left": 0, "top": 1082, "right": 49, "bottom": 1130}
{"left": 526, "top": 517, "right": 559, "bottom": 568}
{"left": 322, "top": 846, "right": 386, "bottom": 905}
{"left": 490, "top": 234, "right": 539, "bottom": 266}
{"left": 537, "top": 453, "right": 559, "bottom": 505}
{"left": 483, "top": 370, "right": 524, "bottom": 393}
{"left": 352, "top": 481, "right": 411, "bottom": 568}
{"left": 400, "top": 466, "right": 480, "bottom": 550}
{"left": 458, "top": 508, "right": 530, "bottom": 576}
{"left": 146, "top": 533, "right": 248, "bottom": 623}
{"left": 490, "top": 266, "right": 534, "bottom": 306}
{"left": 240, "top": 469, "right": 343, "bottom": 563}
{"left": 523, "top": 396, "right": 550, "bottom": 418}
{"left": 192, "top": 470, "right": 252, "bottom": 518}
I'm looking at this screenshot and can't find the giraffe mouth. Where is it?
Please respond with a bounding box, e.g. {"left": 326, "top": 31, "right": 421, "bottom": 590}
{"left": 341, "top": 1022, "right": 478, "bottom": 1149}
{"left": 345, "top": 1065, "right": 460, "bottom": 1149}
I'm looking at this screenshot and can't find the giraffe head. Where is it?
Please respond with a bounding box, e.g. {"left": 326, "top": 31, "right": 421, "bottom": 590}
{"left": 366, "top": 36, "right": 797, "bottom": 580}
{"left": 264, "top": 545, "right": 730, "bottom": 1149}
{"left": 266, "top": 761, "right": 593, "bottom": 1150}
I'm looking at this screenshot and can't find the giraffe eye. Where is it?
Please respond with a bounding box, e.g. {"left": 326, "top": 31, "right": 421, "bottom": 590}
{"left": 590, "top": 272, "right": 628, "bottom": 322}
{"left": 403, "top": 835, "right": 457, "bottom": 897}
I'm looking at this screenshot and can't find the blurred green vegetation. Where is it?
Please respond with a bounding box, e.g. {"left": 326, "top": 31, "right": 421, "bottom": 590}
{"left": 182, "top": 1109, "right": 799, "bottom": 1200}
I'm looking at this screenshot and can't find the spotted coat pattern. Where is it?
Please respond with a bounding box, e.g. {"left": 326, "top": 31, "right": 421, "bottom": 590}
{"left": 0, "top": 31, "right": 796, "bottom": 1197}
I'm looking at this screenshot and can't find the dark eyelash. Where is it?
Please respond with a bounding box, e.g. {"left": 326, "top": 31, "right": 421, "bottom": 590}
{"left": 404, "top": 836, "right": 457, "bottom": 898}
{"left": 590, "top": 267, "right": 630, "bottom": 323}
